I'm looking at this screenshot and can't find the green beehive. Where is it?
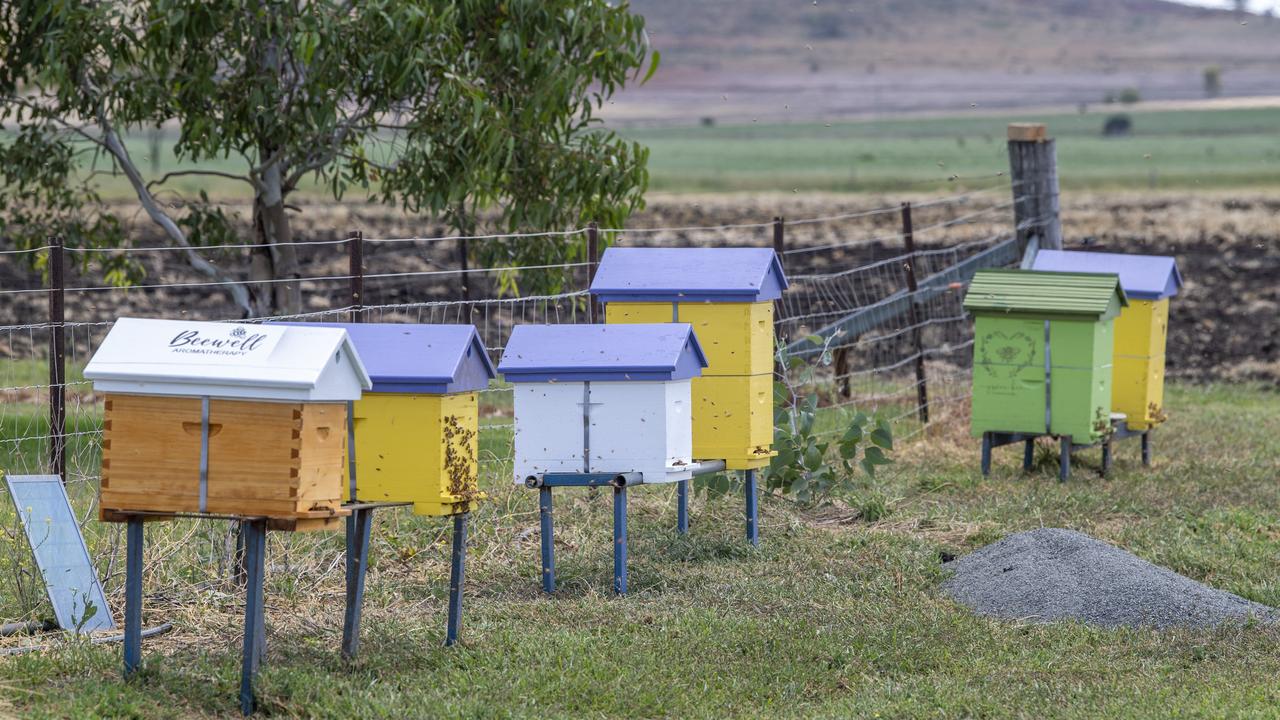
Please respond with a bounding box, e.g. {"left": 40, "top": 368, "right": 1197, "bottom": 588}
{"left": 963, "top": 269, "right": 1127, "bottom": 443}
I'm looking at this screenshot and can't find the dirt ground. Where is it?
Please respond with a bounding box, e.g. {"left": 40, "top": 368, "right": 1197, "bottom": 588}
{"left": 0, "top": 190, "right": 1275, "bottom": 382}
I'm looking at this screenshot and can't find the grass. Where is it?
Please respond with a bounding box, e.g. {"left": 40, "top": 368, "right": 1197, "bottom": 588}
{"left": 628, "top": 106, "right": 1280, "bottom": 193}
{"left": 2, "top": 382, "right": 1279, "bottom": 717}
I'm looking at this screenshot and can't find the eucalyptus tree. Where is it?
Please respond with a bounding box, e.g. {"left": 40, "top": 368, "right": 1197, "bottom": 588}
{"left": 1, "top": 1, "right": 655, "bottom": 315}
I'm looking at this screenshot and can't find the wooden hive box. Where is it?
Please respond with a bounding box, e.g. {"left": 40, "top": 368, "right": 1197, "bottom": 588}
{"left": 287, "top": 323, "right": 496, "bottom": 516}
{"left": 591, "top": 247, "right": 788, "bottom": 469}
{"left": 964, "top": 269, "right": 1128, "bottom": 443}
{"left": 499, "top": 324, "right": 707, "bottom": 485}
{"left": 1031, "top": 250, "right": 1182, "bottom": 430}
{"left": 85, "top": 318, "right": 371, "bottom": 531}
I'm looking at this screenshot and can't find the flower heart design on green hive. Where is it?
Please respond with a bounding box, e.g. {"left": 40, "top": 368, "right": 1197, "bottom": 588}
{"left": 979, "top": 331, "right": 1036, "bottom": 377}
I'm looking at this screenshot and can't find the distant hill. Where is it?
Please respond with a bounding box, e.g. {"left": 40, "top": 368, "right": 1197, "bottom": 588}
{"left": 629, "top": 0, "right": 1277, "bottom": 73}
{"left": 609, "top": 0, "right": 1280, "bottom": 123}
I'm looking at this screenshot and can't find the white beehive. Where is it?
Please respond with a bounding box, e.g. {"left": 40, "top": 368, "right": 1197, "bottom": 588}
{"left": 499, "top": 324, "right": 708, "bottom": 485}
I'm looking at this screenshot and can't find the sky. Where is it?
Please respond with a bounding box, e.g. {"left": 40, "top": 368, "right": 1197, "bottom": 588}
{"left": 1174, "top": 0, "right": 1280, "bottom": 11}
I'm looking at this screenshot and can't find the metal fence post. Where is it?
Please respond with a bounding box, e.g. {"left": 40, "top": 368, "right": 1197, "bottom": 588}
{"left": 347, "top": 230, "right": 364, "bottom": 322}
{"left": 48, "top": 235, "right": 66, "bottom": 482}
{"left": 772, "top": 216, "right": 785, "bottom": 381}
{"left": 587, "top": 222, "right": 600, "bottom": 323}
{"left": 1007, "top": 123, "right": 1063, "bottom": 251}
{"left": 772, "top": 216, "right": 785, "bottom": 265}
{"left": 901, "top": 203, "right": 929, "bottom": 425}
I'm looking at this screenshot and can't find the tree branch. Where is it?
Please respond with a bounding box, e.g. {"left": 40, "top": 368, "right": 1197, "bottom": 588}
{"left": 146, "top": 169, "right": 258, "bottom": 193}
{"left": 93, "top": 102, "right": 255, "bottom": 316}
{"left": 283, "top": 104, "right": 374, "bottom": 188}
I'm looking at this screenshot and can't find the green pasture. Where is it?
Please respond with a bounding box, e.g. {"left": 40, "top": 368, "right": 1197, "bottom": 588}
{"left": 629, "top": 106, "right": 1280, "bottom": 193}
{"left": 11, "top": 105, "right": 1278, "bottom": 205}
{"left": 3, "top": 382, "right": 1279, "bottom": 718}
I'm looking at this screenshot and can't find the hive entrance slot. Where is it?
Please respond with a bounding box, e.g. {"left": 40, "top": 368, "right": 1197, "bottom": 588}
{"left": 182, "top": 421, "right": 223, "bottom": 438}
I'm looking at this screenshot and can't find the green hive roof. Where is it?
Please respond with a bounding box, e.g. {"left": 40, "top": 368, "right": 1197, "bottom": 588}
{"left": 963, "top": 269, "right": 1127, "bottom": 320}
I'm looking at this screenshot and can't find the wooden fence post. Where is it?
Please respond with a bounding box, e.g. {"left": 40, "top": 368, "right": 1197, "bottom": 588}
{"left": 900, "top": 204, "right": 929, "bottom": 425}
{"left": 587, "top": 222, "right": 600, "bottom": 323}
{"left": 48, "top": 235, "right": 66, "bottom": 482}
{"left": 347, "top": 230, "right": 364, "bottom": 323}
{"left": 1007, "top": 123, "right": 1062, "bottom": 251}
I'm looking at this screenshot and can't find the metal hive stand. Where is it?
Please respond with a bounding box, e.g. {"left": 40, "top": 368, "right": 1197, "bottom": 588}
{"left": 980, "top": 418, "right": 1152, "bottom": 482}
{"left": 528, "top": 461, "right": 757, "bottom": 596}
{"left": 341, "top": 501, "right": 470, "bottom": 661}
{"left": 122, "top": 514, "right": 271, "bottom": 717}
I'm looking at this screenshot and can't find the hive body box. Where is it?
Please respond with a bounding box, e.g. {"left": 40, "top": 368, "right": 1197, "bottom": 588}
{"left": 293, "top": 323, "right": 496, "bottom": 516}
{"left": 85, "top": 318, "right": 371, "bottom": 531}
{"left": 964, "top": 270, "right": 1127, "bottom": 443}
{"left": 1031, "top": 250, "right": 1182, "bottom": 430}
{"left": 499, "top": 324, "right": 708, "bottom": 484}
{"left": 591, "top": 247, "right": 788, "bottom": 469}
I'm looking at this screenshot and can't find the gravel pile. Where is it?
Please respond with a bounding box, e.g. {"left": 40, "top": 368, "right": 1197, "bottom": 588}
{"left": 942, "top": 528, "right": 1279, "bottom": 629}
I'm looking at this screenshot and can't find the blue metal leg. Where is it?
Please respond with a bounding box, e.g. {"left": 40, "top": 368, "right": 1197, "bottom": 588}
{"left": 1023, "top": 439, "right": 1035, "bottom": 472}
{"left": 1101, "top": 438, "right": 1113, "bottom": 477}
{"left": 980, "top": 433, "right": 993, "bottom": 476}
{"left": 613, "top": 486, "right": 628, "bottom": 596}
{"left": 1059, "top": 436, "right": 1071, "bottom": 483}
{"left": 240, "top": 520, "right": 266, "bottom": 716}
{"left": 539, "top": 487, "right": 555, "bottom": 594}
{"left": 745, "top": 469, "right": 759, "bottom": 547}
{"left": 342, "top": 508, "right": 373, "bottom": 661}
{"left": 445, "top": 513, "right": 467, "bottom": 647}
{"left": 123, "top": 517, "right": 143, "bottom": 678}
{"left": 677, "top": 479, "right": 689, "bottom": 535}
{"left": 1142, "top": 431, "right": 1152, "bottom": 467}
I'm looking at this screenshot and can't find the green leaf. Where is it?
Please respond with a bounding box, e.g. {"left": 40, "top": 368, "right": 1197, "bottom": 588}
{"left": 863, "top": 446, "right": 892, "bottom": 466}
{"left": 870, "top": 426, "right": 893, "bottom": 450}
{"left": 641, "top": 49, "right": 660, "bottom": 83}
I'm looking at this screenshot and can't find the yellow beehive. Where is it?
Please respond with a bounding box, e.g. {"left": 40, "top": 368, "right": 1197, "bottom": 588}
{"left": 1031, "top": 251, "right": 1182, "bottom": 431}
{"left": 315, "top": 323, "right": 497, "bottom": 516}
{"left": 347, "top": 393, "right": 482, "bottom": 515}
{"left": 592, "top": 248, "right": 788, "bottom": 469}
{"left": 84, "top": 319, "right": 371, "bottom": 532}
{"left": 606, "top": 301, "right": 774, "bottom": 376}
{"left": 1112, "top": 298, "right": 1169, "bottom": 429}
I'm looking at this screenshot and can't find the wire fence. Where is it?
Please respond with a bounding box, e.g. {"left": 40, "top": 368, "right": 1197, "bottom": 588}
{"left": 0, "top": 183, "right": 1024, "bottom": 492}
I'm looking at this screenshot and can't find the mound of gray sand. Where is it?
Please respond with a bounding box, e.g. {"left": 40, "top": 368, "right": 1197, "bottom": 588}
{"left": 943, "top": 528, "right": 1278, "bottom": 629}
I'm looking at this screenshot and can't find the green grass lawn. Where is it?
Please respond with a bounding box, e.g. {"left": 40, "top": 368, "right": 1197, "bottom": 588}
{"left": 628, "top": 106, "right": 1280, "bottom": 193}
{"left": 3, "top": 382, "right": 1279, "bottom": 717}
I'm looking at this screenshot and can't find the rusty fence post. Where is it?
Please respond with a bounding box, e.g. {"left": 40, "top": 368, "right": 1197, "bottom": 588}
{"left": 901, "top": 203, "right": 929, "bottom": 425}
{"left": 347, "top": 230, "right": 364, "bottom": 323}
{"left": 48, "top": 235, "right": 66, "bottom": 482}
{"left": 587, "top": 221, "right": 600, "bottom": 323}
{"left": 457, "top": 237, "right": 470, "bottom": 302}
{"left": 772, "top": 217, "right": 786, "bottom": 382}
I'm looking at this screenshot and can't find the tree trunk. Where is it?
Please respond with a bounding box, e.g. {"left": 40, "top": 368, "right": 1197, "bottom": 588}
{"left": 249, "top": 144, "right": 303, "bottom": 317}
{"left": 249, "top": 197, "right": 302, "bottom": 317}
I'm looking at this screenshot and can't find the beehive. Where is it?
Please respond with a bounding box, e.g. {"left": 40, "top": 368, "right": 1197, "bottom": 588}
{"left": 1031, "top": 250, "right": 1182, "bottom": 429}
{"left": 964, "top": 270, "right": 1128, "bottom": 443}
{"left": 85, "top": 318, "right": 370, "bottom": 531}
{"left": 293, "top": 323, "right": 496, "bottom": 516}
{"left": 590, "top": 247, "right": 788, "bottom": 469}
{"left": 499, "top": 324, "right": 708, "bottom": 484}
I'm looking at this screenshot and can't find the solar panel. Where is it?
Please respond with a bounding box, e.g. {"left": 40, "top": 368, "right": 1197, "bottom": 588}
{"left": 5, "top": 474, "right": 115, "bottom": 632}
